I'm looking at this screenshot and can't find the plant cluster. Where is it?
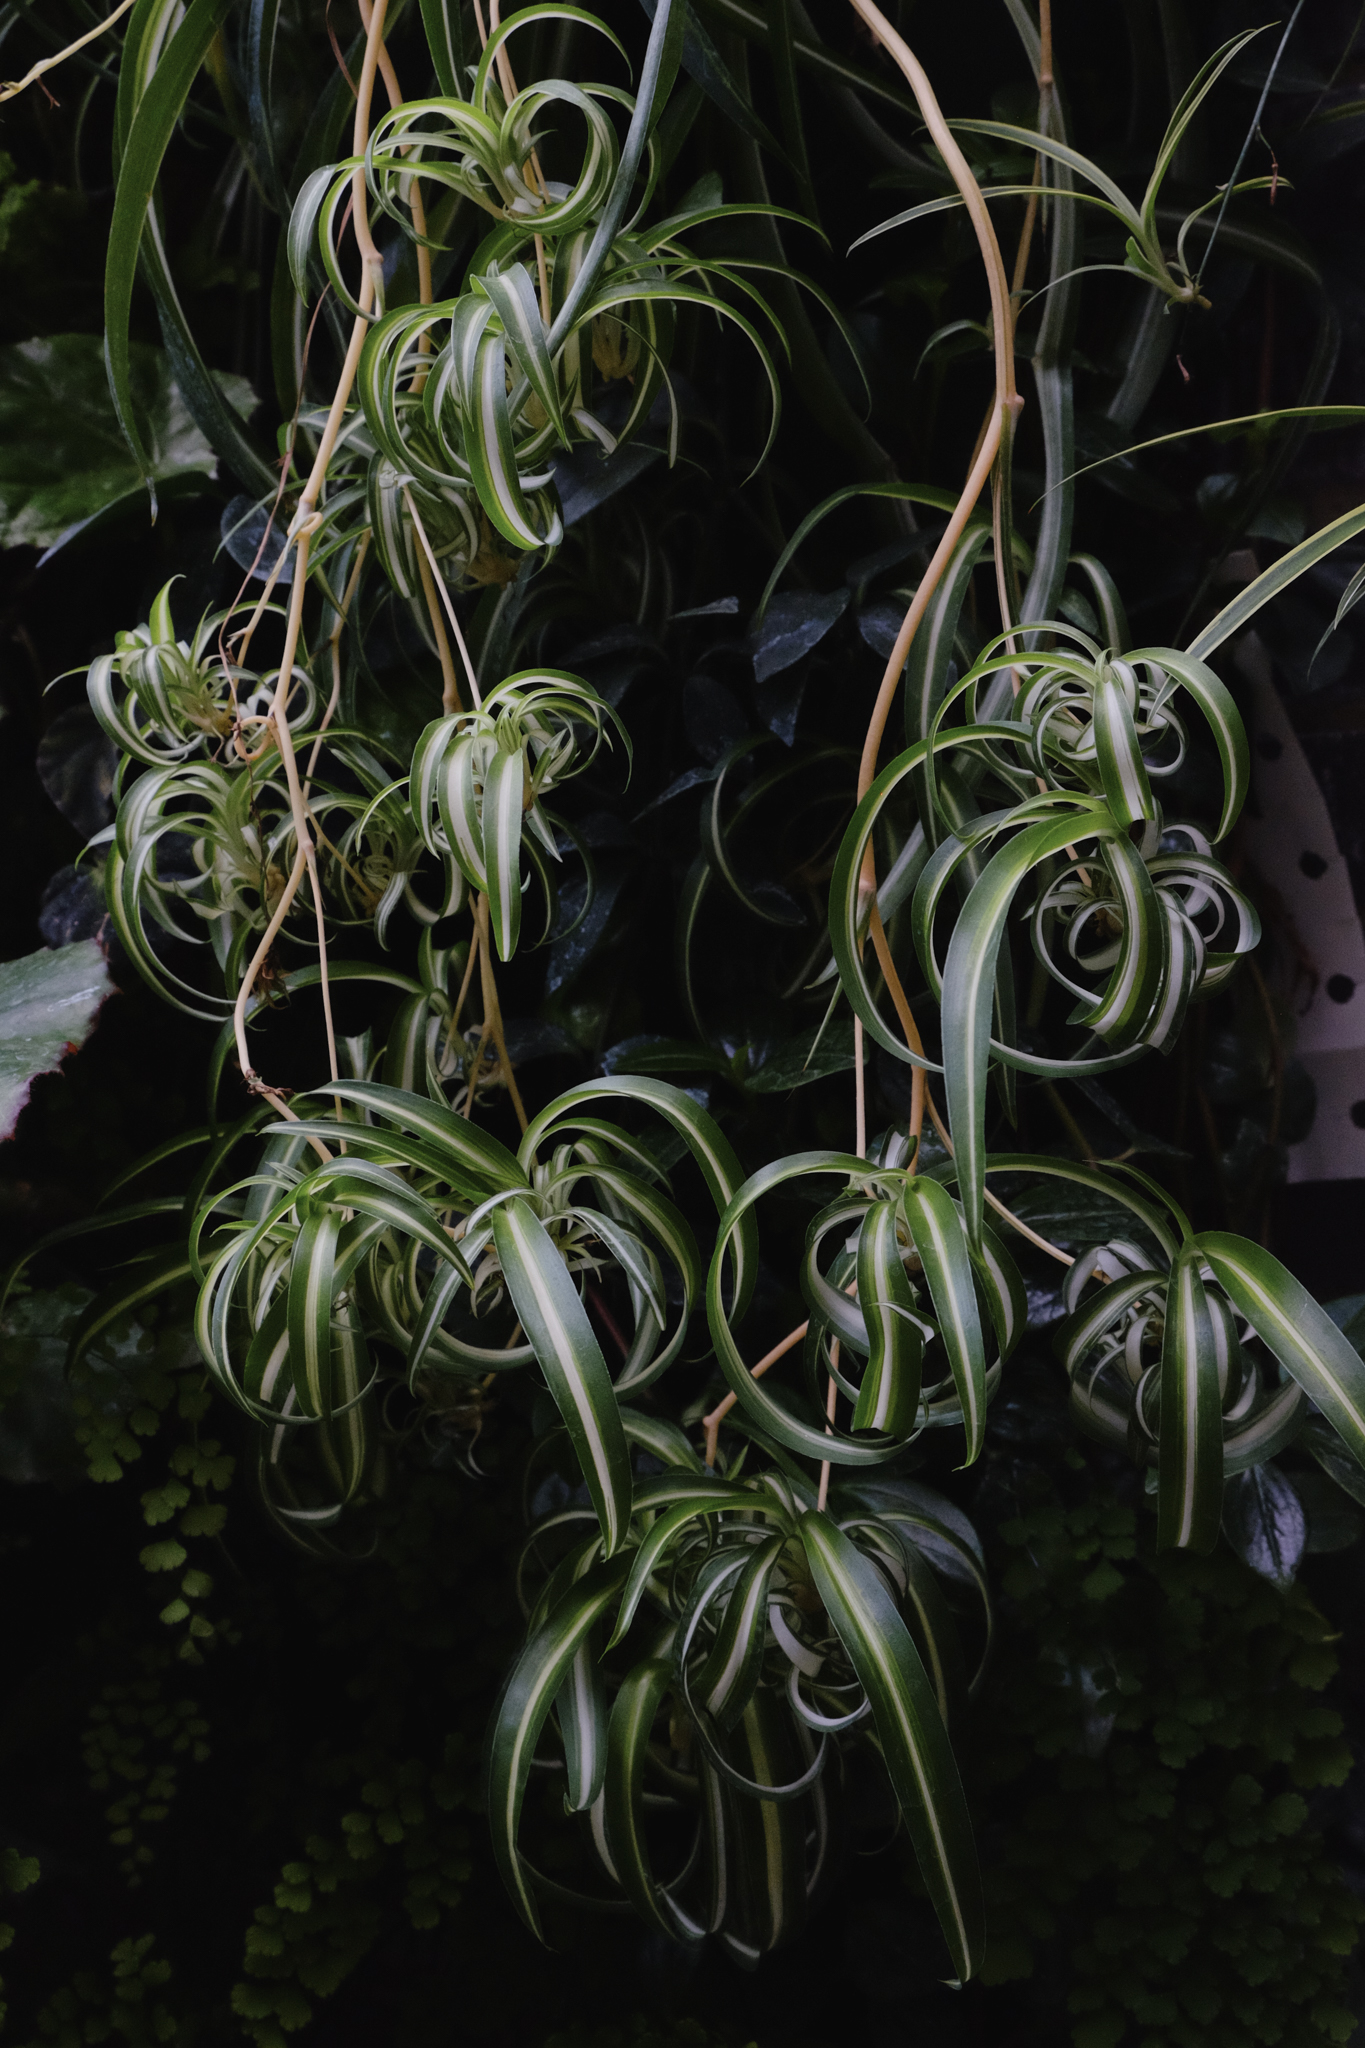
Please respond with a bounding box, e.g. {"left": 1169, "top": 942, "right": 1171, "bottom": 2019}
{"left": 4, "top": 0, "right": 1365, "bottom": 2039}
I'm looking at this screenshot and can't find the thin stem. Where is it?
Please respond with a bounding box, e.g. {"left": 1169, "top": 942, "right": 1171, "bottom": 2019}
{"left": 1196, "top": 0, "right": 1306, "bottom": 291}
{"left": 231, "top": 0, "right": 393, "bottom": 1096}
{"left": 847, "top": 0, "right": 1018, "bottom": 808}
{"left": 481, "top": 0, "right": 552, "bottom": 319}
{"left": 305, "top": 537, "right": 370, "bottom": 793}
{"left": 475, "top": 896, "right": 529, "bottom": 1132}
{"left": 816, "top": 1359, "right": 838, "bottom": 1512}
{"left": 407, "top": 491, "right": 464, "bottom": 713}
{"left": 450, "top": 918, "right": 482, "bottom": 1037}
{"left": 405, "top": 491, "right": 481, "bottom": 709}
{"left": 702, "top": 1320, "right": 810, "bottom": 1470}
{"left": 868, "top": 900, "right": 926, "bottom": 1147}
{"left": 0, "top": 0, "right": 136, "bottom": 102}
{"left": 360, "top": 0, "right": 435, "bottom": 315}
{"left": 854, "top": 1016, "right": 867, "bottom": 1158}
{"left": 857, "top": 399, "right": 1002, "bottom": 811}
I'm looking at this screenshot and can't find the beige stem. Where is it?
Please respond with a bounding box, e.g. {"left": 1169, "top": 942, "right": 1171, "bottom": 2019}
{"left": 230, "top": 0, "right": 392, "bottom": 1097}
{"left": 846, "top": 0, "right": 1018, "bottom": 809}
{"left": 410, "top": 505, "right": 465, "bottom": 713}
{"left": 475, "top": 896, "right": 529, "bottom": 1131}
{"left": 0, "top": 0, "right": 136, "bottom": 102}
{"left": 403, "top": 487, "right": 478, "bottom": 712}
{"left": 816, "top": 1353, "right": 839, "bottom": 1512}
{"left": 702, "top": 1320, "right": 810, "bottom": 1471}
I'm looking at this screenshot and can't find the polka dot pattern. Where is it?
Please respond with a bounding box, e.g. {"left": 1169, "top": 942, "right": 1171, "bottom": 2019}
{"left": 1235, "top": 634, "right": 1365, "bottom": 1181}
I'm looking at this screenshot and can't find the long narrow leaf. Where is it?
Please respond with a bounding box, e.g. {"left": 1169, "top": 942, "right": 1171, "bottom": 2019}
{"left": 105, "top": 0, "right": 237, "bottom": 496}
{"left": 1200, "top": 1234, "right": 1365, "bottom": 1476}
{"left": 1158, "top": 1245, "right": 1222, "bottom": 1551}
{"left": 494, "top": 1198, "right": 633, "bottom": 1553}
{"left": 901, "top": 1180, "right": 987, "bottom": 1461}
{"left": 800, "top": 1512, "right": 983, "bottom": 1981}
{"left": 486, "top": 1558, "right": 630, "bottom": 1936}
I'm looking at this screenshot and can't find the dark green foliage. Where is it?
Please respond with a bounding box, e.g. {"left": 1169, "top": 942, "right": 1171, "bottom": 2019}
{"left": 979, "top": 1484, "right": 1365, "bottom": 2045}
{"left": 543, "top": 2023, "right": 748, "bottom": 2048}
{"left": 4, "top": 0, "right": 1365, "bottom": 2040}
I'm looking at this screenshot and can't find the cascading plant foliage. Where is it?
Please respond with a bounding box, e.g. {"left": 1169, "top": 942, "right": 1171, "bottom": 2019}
{"left": 7, "top": 0, "right": 1365, "bottom": 2032}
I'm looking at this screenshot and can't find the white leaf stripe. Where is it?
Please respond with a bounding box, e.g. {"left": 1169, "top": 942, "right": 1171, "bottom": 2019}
{"left": 557, "top": 1640, "right": 607, "bottom": 1811}
{"left": 1092, "top": 671, "right": 1155, "bottom": 825}
{"left": 521, "top": 1077, "right": 757, "bottom": 1314}
{"left": 972, "top": 1223, "right": 1026, "bottom": 1356}
{"left": 607, "top": 1488, "right": 747, "bottom": 1647}
{"left": 985, "top": 1152, "right": 1184, "bottom": 1260}
{"left": 853, "top": 1201, "right": 921, "bottom": 1435}
{"left": 488, "top": 1560, "right": 629, "bottom": 1935}
{"left": 316, "top": 1079, "right": 527, "bottom": 1189}
{"left": 1157, "top": 1247, "right": 1221, "bottom": 1551}
{"left": 1131, "top": 650, "right": 1249, "bottom": 842}
{"left": 1200, "top": 1233, "right": 1365, "bottom": 1466}
{"left": 494, "top": 1198, "right": 632, "bottom": 1553}
{"left": 1185, "top": 504, "right": 1365, "bottom": 668}
{"left": 706, "top": 1153, "right": 911, "bottom": 1467}
{"left": 698, "top": 1534, "right": 783, "bottom": 1725}
{"left": 800, "top": 1514, "right": 982, "bottom": 1980}
{"left": 482, "top": 748, "right": 526, "bottom": 960}
{"left": 1058, "top": 1271, "right": 1167, "bottom": 1373}
{"left": 288, "top": 1208, "right": 340, "bottom": 1418}
{"left": 477, "top": 263, "right": 568, "bottom": 445}
{"left": 604, "top": 1658, "right": 688, "bottom": 1938}
{"left": 902, "top": 1181, "right": 986, "bottom": 1460}
{"left": 940, "top": 813, "right": 1093, "bottom": 1240}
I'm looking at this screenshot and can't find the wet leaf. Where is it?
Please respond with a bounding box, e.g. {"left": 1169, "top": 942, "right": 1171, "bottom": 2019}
{"left": 858, "top": 599, "right": 909, "bottom": 661}
{"left": 750, "top": 589, "right": 849, "bottom": 683}
{"left": 601, "top": 1034, "right": 730, "bottom": 1078}
{"left": 545, "top": 866, "right": 629, "bottom": 994}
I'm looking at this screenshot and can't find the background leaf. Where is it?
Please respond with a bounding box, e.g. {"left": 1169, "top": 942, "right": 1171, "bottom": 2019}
{"left": 0, "top": 336, "right": 248, "bottom": 550}
{"left": 1221, "top": 1464, "right": 1307, "bottom": 1587}
{"left": 0, "top": 940, "right": 115, "bottom": 1140}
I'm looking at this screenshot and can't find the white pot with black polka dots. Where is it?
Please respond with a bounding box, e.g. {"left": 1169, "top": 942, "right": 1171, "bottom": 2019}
{"left": 1237, "top": 633, "right": 1365, "bottom": 1180}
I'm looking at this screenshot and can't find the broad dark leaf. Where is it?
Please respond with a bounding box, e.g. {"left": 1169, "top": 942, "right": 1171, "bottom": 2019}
{"left": 744, "top": 1016, "right": 858, "bottom": 1093}
{"left": 1221, "top": 1464, "right": 1307, "bottom": 1586}
{"left": 683, "top": 675, "right": 748, "bottom": 763}
{"left": 36, "top": 708, "right": 117, "bottom": 840}
{"left": 545, "top": 866, "right": 629, "bottom": 995}
{"left": 750, "top": 589, "right": 849, "bottom": 683}
{"left": 0, "top": 335, "right": 251, "bottom": 550}
{"left": 0, "top": 940, "right": 115, "bottom": 1139}
{"left": 552, "top": 441, "right": 663, "bottom": 526}
{"left": 1291, "top": 1469, "right": 1365, "bottom": 1554}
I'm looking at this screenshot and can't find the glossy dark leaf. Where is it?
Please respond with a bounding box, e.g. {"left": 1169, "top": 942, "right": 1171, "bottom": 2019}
{"left": 1221, "top": 1464, "right": 1307, "bottom": 1587}
{"left": 744, "top": 1017, "right": 857, "bottom": 1093}
{"left": 749, "top": 590, "right": 849, "bottom": 684}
